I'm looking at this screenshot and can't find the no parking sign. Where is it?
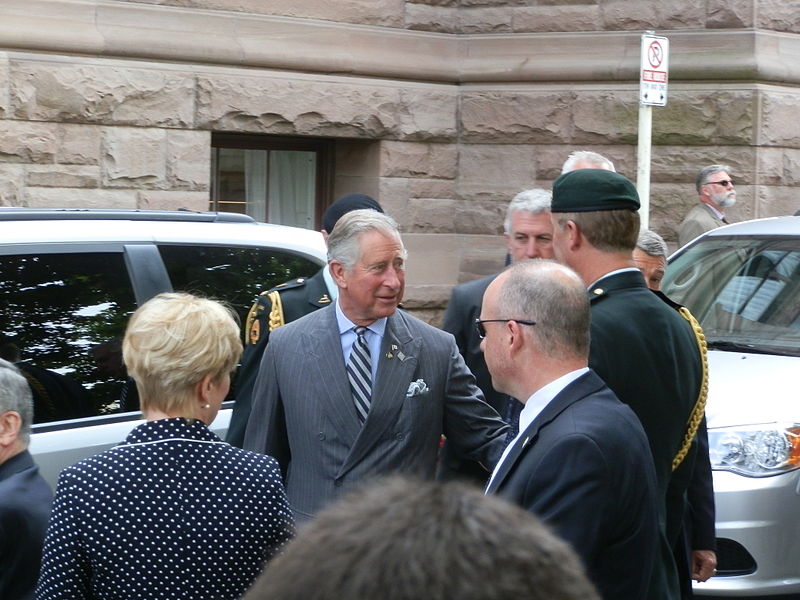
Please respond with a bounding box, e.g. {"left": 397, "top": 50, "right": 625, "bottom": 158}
{"left": 640, "top": 34, "right": 669, "bottom": 106}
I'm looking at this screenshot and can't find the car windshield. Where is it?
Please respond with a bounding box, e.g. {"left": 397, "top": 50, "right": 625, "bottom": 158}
{"left": 662, "top": 236, "right": 800, "bottom": 357}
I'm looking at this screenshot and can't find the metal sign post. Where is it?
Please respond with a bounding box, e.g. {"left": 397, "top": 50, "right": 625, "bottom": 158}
{"left": 637, "top": 32, "right": 669, "bottom": 231}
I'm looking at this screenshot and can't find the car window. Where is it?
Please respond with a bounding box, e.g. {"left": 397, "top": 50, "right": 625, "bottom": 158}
{"left": 0, "top": 251, "right": 138, "bottom": 423}
{"left": 663, "top": 237, "right": 800, "bottom": 356}
{"left": 157, "top": 244, "right": 320, "bottom": 326}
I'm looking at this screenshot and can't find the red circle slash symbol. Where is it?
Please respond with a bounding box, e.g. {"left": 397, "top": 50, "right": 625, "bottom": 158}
{"left": 648, "top": 41, "right": 663, "bottom": 68}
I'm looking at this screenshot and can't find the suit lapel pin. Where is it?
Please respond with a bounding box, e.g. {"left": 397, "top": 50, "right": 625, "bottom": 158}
{"left": 397, "top": 351, "right": 406, "bottom": 361}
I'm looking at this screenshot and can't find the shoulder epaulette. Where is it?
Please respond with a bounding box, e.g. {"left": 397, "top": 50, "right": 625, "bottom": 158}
{"left": 272, "top": 277, "right": 308, "bottom": 292}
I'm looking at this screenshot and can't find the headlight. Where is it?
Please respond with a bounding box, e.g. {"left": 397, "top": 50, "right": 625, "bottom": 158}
{"left": 709, "top": 424, "right": 800, "bottom": 477}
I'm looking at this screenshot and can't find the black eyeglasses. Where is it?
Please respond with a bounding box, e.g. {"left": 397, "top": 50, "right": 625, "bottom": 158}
{"left": 703, "top": 179, "right": 734, "bottom": 188}
{"left": 474, "top": 318, "right": 536, "bottom": 339}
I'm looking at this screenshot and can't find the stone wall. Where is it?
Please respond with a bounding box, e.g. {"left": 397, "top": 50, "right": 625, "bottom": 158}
{"left": 0, "top": 0, "right": 798, "bottom": 323}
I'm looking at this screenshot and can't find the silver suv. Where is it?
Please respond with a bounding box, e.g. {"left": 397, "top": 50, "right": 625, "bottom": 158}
{"left": 0, "top": 208, "right": 326, "bottom": 487}
{"left": 662, "top": 215, "right": 800, "bottom": 597}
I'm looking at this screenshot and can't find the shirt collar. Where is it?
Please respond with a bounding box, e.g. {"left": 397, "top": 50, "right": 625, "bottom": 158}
{"left": 516, "top": 367, "right": 591, "bottom": 436}
{"left": 335, "top": 299, "right": 387, "bottom": 337}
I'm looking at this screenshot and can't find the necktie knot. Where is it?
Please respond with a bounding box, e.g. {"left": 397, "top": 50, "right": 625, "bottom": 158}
{"left": 354, "top": 325, "right": 368, "bottom": 338}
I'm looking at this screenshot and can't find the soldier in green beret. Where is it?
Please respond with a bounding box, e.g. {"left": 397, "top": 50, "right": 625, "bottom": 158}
{"left": 550, "top": 169, "right": 705, "bottom": 600}
{"left": 227, "top": 194, "right": 384, "bottom": 447}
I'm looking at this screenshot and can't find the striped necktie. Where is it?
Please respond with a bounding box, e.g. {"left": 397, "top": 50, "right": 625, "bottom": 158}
{"left": 347, "top": 326, "right": 372, "bottom": 423}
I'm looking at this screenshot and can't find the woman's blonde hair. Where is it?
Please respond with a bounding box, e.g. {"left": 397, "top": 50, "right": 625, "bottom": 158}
{"left": 122, "top": 292, "right": 242, "bottom": 414}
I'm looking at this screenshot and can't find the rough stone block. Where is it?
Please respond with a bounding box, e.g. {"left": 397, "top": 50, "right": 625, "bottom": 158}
{"left": 572, "top": 91, "right": 639, "bottom": 144}
{"left": 26, "top": 164, "right": 101, "bottom": 188}
{"left": 513, "top": 6, "right": 601, "bottom": 32}
{"left": 24, "top": 187, "right": 138, "bottom": 209}
{"left": 56, "top": 124, "right": 102, "bottom": 165}
{"left": 458, "top": 144, "right": 539, "bottom": 204}
{"left": 196, "top": 74, "right": 456, "bottom": 142}
{"left": 707, "top": 0, "right": 755, "bottom": 29}
{"left": 757, "top": 0, "right": 800, "bottom": 33}
{"left": 454, "top": 199, "right": 506, "bottom": 235}
{"left": 0, "top": 120, "right": 57, "bottom": 163}
{"left": 405, "top": 198, "right": 460, "bottom": 232}
{"left": 102, "top": 128, "right": 167, "bottom": 188}
{"left": 380, "top": 141, "right": 458, "bottom": 179}
{"left": 405, "top": 3, "right": 459, "bottom": 32}
{"left": 0, "top": 164, "right": 25, "bottom": 206}
{"left": 600, "top": 0, "right": 705, "bottom": 30}
{"left": 0, "top": 54, "right": 9, "bottom": 119}
{"left": 649, "top": 145, "right": 754, "bottom": 185}
{"left": 137, "top": 190, "right": 209, "bottom": 211}
{"left": 460, "top": 91, "right": 574, "bottom": 144}
{"left": 459, "top": 8, "right": 512, "bottom": 34}
{"left": 9, "top": 61, "right": 194, "bottom": 127}
{"left": 756, "top": 186, "right": 800, "bottom": 218}
{"left": 760, "top": 91, "right": 800, "bottom": 146}
{"left": 167, "top": 130, "right": 210, "bottom": 191}
{"left": 535, "top": 144, "right": 636, "bottom": 182}
{"left": 653, "top": 90, "right": 756, "bottom": 145}
{"left": 155, "top": 0, "right": 406, "bottom": 27}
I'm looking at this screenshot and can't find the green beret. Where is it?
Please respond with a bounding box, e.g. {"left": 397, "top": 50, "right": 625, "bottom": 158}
{"left": 551, "top": 169, "right": 640, "bottom": 213}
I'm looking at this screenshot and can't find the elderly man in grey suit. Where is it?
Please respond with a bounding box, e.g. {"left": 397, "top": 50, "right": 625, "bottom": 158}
{"left": 244, "top": 209, "right": 508, "bottom": 522}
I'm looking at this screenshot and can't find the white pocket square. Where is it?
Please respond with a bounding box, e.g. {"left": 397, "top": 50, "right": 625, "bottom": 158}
{"left": 406, "top": 379, "right": 429, "bottom": 397}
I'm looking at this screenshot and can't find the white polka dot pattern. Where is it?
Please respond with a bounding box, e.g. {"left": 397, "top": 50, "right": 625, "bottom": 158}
{"left": 35, "top": 418, "right": 294, "bottom": 600}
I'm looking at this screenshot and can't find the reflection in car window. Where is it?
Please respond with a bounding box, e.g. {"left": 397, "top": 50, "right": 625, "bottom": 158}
{"left": 158, "top": 245, "right": 319, "bottom": 326}
{"left": 663, "top": 238, "right": 800, "bottom": 356}
{"left": 0, "top": 252, "right": 138, "bottom": 422}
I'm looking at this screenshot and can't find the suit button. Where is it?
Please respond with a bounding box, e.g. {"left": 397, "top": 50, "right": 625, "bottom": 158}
{"left": 395, "top": 433, "right": 405, "bottom": 441}
{"left": 317, "top": 432, "right": 325, "bottom": 440}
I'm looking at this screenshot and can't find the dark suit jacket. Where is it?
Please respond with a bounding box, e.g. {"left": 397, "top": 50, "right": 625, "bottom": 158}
{"left": 487, "top": 370, "right": 659, "bottom": 600}
{"left": 0, "top": 450, "right": 53, "bottom": 600}
{"left": 243, "top": 305, "right": 508, "bottom": 522}
{"left": 588, "top": 270, "right": 703, "bottom": 599}
{"left": 228, "top": 268, "right": 332, "bottom": 447}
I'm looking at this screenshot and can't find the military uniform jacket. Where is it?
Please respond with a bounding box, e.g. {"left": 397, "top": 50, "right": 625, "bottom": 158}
{"left": 227, "top": 269, "right": 332, "bottom": 447}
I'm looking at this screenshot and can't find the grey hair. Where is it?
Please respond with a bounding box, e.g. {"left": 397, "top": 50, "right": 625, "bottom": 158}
{"left": 561, "top": 151, "right": 616, "bottom": 174}
{"left": 696, "top": 164, "right": 732, "bottom": 193}
{"left": 0, "top": 358, "right": 34, "bottom": 447}
{"left": 503, "top": 189, "right": 552, "bottom": 234}
{"left": 327, "top": 209, "right": 406, "bottom": 271}
{"left": 496, "top": 260, "right": 590, "bottom": 360}
{"left": 636, "top": 229, "right": 668, "bottom": 259}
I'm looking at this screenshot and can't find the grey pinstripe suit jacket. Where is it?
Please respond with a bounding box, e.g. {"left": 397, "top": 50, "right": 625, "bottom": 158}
{"left": 243, "top": 304, "right": 508, "bottom": 522}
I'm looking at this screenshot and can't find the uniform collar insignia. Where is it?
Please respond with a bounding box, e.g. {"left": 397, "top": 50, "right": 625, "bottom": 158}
{"left": 319, "top": 294, "right": 331, "bottom": 304}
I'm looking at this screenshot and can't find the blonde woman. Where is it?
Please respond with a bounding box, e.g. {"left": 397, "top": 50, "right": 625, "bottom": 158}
{"left": 36, "top": 293, "right": 294, "bottom": 600}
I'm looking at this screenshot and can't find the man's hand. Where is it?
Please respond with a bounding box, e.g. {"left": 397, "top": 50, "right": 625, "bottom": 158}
{"left": 691, "top": 549, "right": 718, "bottom": 582}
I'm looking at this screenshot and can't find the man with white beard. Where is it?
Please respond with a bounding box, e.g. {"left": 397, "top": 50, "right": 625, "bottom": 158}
{"left": 678, "top": 164, "right": 737, "bottom": 246}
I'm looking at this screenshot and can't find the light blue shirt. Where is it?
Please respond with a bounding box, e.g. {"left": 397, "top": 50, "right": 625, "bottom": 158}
{"left": 335, "top": 300, "right": 386, "bottom": 386}
{"left": 486, "top": 367, "right": 590, "bottom": 491}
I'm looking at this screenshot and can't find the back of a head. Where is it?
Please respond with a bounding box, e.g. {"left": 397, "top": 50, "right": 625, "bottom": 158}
{"left": 636, "top": 229, "right": 668, "bottom": 259}
{"left": 122, "top": 292, "right": 241, "bottom": 413}
{"left": 322, "top": 193, "right": 383, "bottom": 234}
{"left": 326, "top": 209, "right": 403, "bottom": 270}
{"left": 0, "top": 357, "right": 34, "bottom": 446}
{"left": 498, "top": 260, "right": 590, "bottom": 360}
{"left": 551, "top": 169, "right": 640, "bottom": 252}
{"left": 503, "top": 188, "right": 551, "bottom": 233}
{"left": 561, "top": 150, "right": 616, "bottom": 174}
{"left": 245, "top": 477, "right": 599, "bottom": 600}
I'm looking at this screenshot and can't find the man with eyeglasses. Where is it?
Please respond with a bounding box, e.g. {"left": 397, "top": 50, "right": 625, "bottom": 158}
{"left": 482, "top": 260, "right": 659, "bottom": 600}
{"left": 678, "top": 164, "right": 736, "bottom": 246}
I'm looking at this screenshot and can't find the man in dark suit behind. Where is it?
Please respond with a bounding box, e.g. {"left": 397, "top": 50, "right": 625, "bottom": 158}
{"left": 439, "top": 188, "right": 553, "bottom": 482}
{"left": 244, "top": 210, "right": 508, "bottom": 523}
{"left": 550, "top": 169, "right": 704, "bottom": 599}
{"left": 227, "top": 194, "right": 384, "bottom": 447}
{"left": 0, "top": 358, "right": 53, "bottom": 600}
{"left": 482, "top": 260, "right": 659, "bottom": 600}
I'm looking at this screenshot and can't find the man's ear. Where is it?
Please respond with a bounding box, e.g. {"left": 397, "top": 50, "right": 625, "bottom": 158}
{"left": 0, "top": 411, "right": 21, "bottom": 446}
{"left": 330, "top": 260, "right": 347, "bottom": 288}
{"left": 565, "top": 220, "right": 582, "bottom": 251}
